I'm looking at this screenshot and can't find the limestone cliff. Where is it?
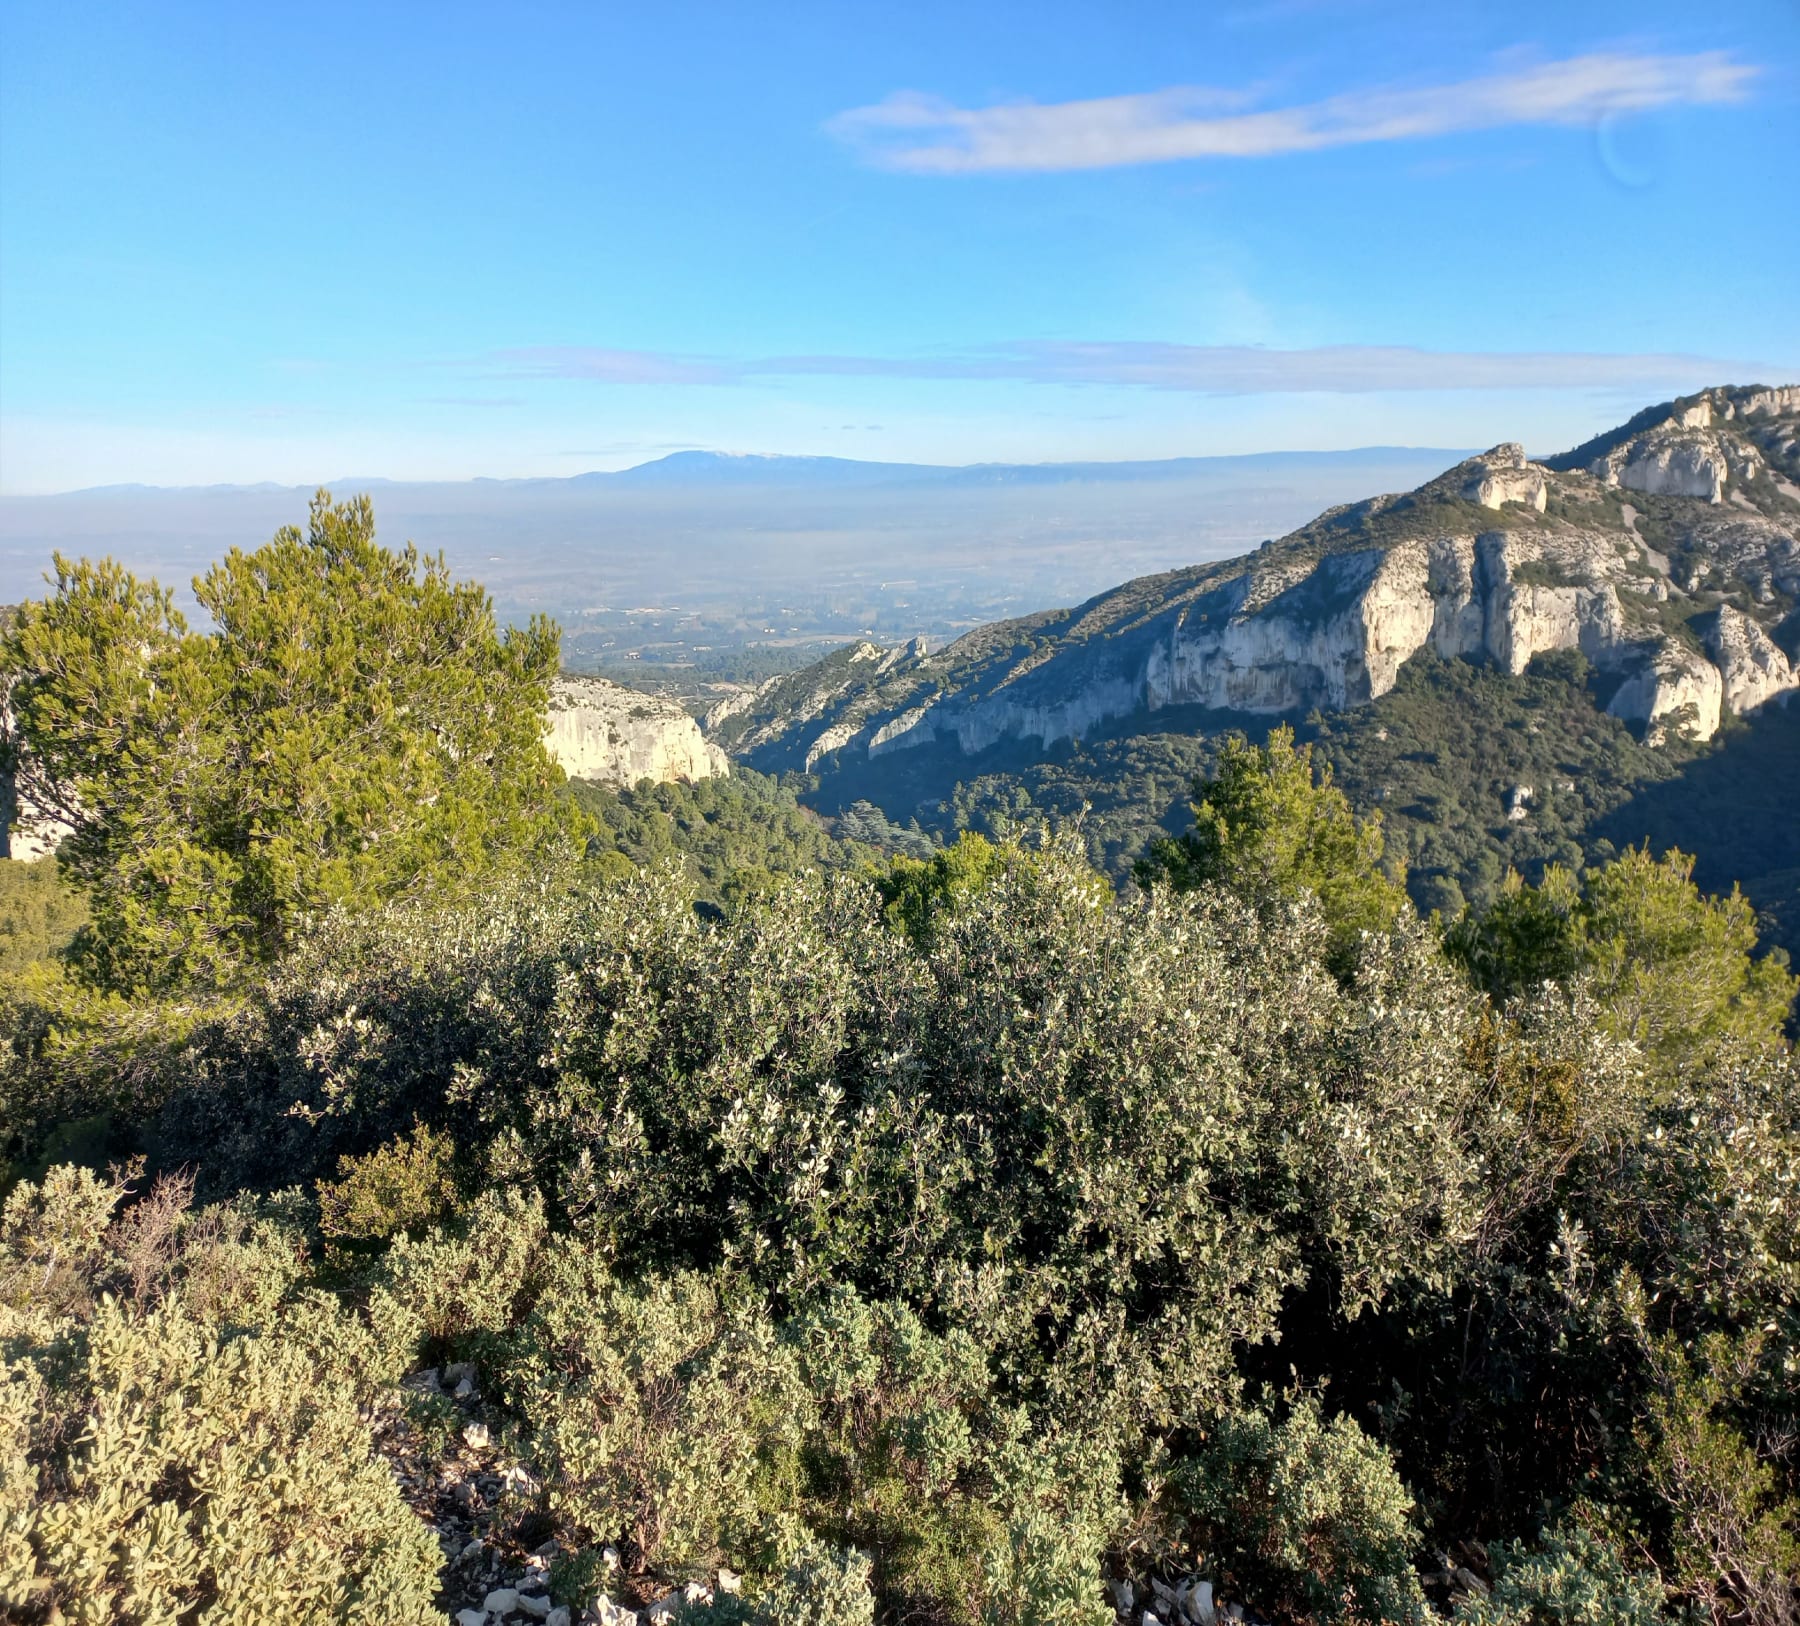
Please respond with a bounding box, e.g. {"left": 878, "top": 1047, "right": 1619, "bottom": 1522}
{"left": 545, "top": 676, "right": 728, "bottom": 786}
{"left": 712, "top": 385, "right": 1800, "bottom": 772}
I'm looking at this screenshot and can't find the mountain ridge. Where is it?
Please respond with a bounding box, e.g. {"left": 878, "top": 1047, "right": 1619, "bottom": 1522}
{"left": 27, "top": 444, "right": 1474, "bottom": 501}
{"left": 710, "top": 385, "right": 1800, "bottom": 773}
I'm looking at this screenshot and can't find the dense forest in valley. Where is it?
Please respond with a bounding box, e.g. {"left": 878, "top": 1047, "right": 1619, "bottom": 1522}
{"left": 563, "top": 771, "right": 936, "bottom": 912}
{"left": 1, "top": 499, "right": 1795, "bottom": 1626}
{"left": 876, "top": 650, "right": 1800, "bottom": 958}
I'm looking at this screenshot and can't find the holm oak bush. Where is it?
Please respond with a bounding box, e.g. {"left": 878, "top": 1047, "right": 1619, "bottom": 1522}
{"left": 0, "top": 835, "right": 1793, "bottom": 1622}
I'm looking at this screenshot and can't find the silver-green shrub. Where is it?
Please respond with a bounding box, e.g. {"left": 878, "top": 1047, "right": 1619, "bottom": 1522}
{"left": 1172, "top": 1399, "right": 1427, "bottom": 1625}
{"left": 1453, "top": 1526, "right": 1664, "bottom": 1626}
{"left": 0, "top": 1171, "right": 440, "bottom": 1623}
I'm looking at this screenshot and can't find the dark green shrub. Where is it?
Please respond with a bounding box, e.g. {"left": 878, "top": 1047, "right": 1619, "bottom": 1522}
{"left": 1170, "top": 1400, "right": 1426, "bottom": 1625}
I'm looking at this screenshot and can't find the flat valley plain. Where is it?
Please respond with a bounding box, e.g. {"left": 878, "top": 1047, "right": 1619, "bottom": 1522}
{"left": 0, "top": 447, "right": 1462, "bottom": 674}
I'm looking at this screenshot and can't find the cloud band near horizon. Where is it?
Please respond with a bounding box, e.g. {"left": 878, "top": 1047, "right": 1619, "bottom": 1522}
{"left": 825, "top": 51, "right": 1756, "bottom": 173}
{"left": 495, "top": 341, "right": 1792, "bottom": 396}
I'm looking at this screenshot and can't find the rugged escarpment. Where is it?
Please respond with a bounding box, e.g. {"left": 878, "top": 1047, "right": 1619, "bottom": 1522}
{"left": 544, "top": 676, "right": 728, "bottom": 786}
{"left": 711, "top": 386, "right": 1800, "bottom": 773}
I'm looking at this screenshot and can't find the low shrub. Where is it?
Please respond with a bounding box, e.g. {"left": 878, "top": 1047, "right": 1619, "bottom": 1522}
{"left": 1454, "top": 1526, "right": 1663, "bottom": 1626}
{"left": 1170, "top": 1399, "right": 1426, "bottom": 1625}
{"left": 0, "top": 1175, "right": 438, "bottom": 1623}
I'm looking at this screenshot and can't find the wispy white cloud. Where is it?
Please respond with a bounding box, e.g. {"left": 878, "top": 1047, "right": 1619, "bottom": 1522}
{"left": 826, "top": 51, "right": 1756, "bottom": 173}
{"left": 501, "top": 339, "right": 1787, "bottom": 396}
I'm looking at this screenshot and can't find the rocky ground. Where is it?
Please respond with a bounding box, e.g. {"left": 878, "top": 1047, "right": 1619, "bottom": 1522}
{"left": 374, "top": 1363, "right": 1495, "bottom": 1626}
{"left": 374, "top": 1363, "right": 740, "bottom": 1626}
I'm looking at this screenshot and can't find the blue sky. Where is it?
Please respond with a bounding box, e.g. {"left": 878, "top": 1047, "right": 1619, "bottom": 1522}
{"left": 2, "top": 0, "right": 1795, "bottom": 490}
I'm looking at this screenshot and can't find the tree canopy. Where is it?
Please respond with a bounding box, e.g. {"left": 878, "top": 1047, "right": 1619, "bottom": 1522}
{"left": 1135, "top": 724, "right": 1407, "bottom": 970}
{"left": 1447, "top": 845, "right": 1796, "bottom": 1074}
{"left": 1, "top": 492, "right": 576, "bottom": 991}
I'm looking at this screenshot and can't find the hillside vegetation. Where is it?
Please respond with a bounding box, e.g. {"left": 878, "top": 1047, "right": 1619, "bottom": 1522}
{"left": 1, "top": 492, "right": 1797, "bottom": 1626}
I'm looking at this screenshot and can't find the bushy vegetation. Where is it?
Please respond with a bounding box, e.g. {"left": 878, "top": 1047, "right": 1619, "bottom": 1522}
{"left": 0, "top": 1164, "right": 443, "bottom": 1621}
{"left": 565, "top": 768, "right": 895, "bottom": 908}
{"left": 2, "top": 505, "right": 1795, "bottom": 1626}
{"left": 7, "top": 842, "right": 1794, "bottom": 1622}
{"left": 1136, "top": 724, "right": 1407, "bottom": 973}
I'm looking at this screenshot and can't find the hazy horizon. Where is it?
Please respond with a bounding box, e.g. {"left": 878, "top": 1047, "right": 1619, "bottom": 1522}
{"left": 0, "top": 445, "right": 1475, "bottom": 665}
{"left": 10, "top": 440, "right": 1482, "bottom": 499}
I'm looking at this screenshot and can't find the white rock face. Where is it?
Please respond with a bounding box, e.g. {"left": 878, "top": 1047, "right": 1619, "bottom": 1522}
{"left": 1588, "top": 421, "right": 1773, "bottom": 506}
{"left": 1597, "top": 428, "right": 1730, "bottom": 502}
{"left": 1607, "top": 645, "right": 1724, "bottom": 742}
{"left": 545, "top": 676, "right": 728, "bottom": 786}
{"left": 1707, "top": 605, "right": 1798, "bottom": 714}
{"left": 1729, "top": 385, "right": 1800, "bottom": 419}
{"left": 1138, "top": 533, "right": 1627, "bottom": 713}
{"left": 1461, "top": 444, "right": 1549, "bottom": 512}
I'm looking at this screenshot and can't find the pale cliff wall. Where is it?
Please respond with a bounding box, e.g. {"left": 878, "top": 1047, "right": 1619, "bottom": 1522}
{"left": 544, "top": 676, "right": 728, "bottom": 786}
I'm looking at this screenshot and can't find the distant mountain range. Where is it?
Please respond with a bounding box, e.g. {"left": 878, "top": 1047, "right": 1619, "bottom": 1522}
{"left": 0, "top": 444, "right": 1480, "bottom": 651}
{"left": 44, "top": 444, "right": 1474, "bottom": 499}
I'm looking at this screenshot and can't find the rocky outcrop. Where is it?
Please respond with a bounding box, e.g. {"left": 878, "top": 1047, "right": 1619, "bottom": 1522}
{"left": 1560, "top": 384, "right": 1790, "bottom": 505}
{"left": 1461, "top": 444, "right": 1548, "bottom": 512}
{"left": 714, "top": 385, "right": 1799, "bottom": 773}
{"left": 722, "top": 521, "right": 1697, "bottom": 769}
{"left": 545, "top": 677, "right": 727, "bottom": 786}
{"left": 1606, "top": 644, "right": 1724, "bottom": 744}
{"left": 1596, "top": 426, "right": 1734, "bottom": 502}
{"left": 1707, "top": 605, "right": 1797, "bottom": 715}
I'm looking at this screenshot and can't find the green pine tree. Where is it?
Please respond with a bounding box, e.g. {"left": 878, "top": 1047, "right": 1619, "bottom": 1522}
{"left": 1445, "top": 844, "right": 1796, "bottom": 1073}
{"left": 2, "top": 491, "right": 580, "bottom": 991}
{"left": 1136, "top": 724, "right": 1407, "bottom": 971}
